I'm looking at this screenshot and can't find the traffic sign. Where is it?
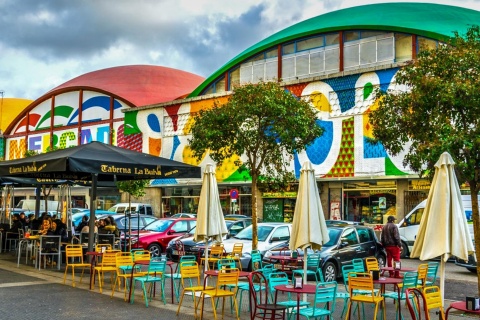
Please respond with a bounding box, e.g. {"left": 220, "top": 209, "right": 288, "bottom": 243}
{"left": 229, "top": 189, "right": 239, "bottom": 200}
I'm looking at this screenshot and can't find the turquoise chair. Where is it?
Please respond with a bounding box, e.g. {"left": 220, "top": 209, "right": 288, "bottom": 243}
{"left": 292, "top": 253, "right": 321, "bottom": 283}
{"left": 352, "top": 258, "right": 365, "bottom": 272}
{"left": 130, "top": 257, "right": 167, "bottom": 307}
{"left": 164, "top": 255, "right": 197, "bottom": 302}
{"left": 383, "top": 271, "right": 419, "bottom": 320}
{"left": 426, "top": 261, "right": 439, "bottom": 286}
{"left": 268, "top": 272, "right": 309, "bottom": 319}
{"left": 291, "top": 281, "right": 337, "bottom": 320}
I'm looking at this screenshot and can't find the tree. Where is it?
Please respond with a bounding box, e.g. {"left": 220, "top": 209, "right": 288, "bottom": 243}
{"left": 116, "top": 179, "right": 149, "bottom": 250}
{"left": 369, "top": 26, "right": 480, "bottom": 293}
{"left": 188, "top": 81, "right": 324, "bottom": 249}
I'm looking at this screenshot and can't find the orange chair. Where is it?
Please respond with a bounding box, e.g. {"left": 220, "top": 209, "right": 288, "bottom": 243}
{"left": 201, "top": 244, "right": 225, "bottom": 270}
{"left": 346, "top": 272, "right": 386, "bottom": 320}
{"left": 93, "top": 250, "right": 117, "bottom": 293}
{"left": 225, "top": 243, "right": 243, "bottom": 270}
{"left": 365, "top": 257, "right": 380, "bottom": 273}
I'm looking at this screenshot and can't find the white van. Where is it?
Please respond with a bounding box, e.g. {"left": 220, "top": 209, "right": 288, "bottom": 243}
{"left": 397, "top": 195, "right": 476, "bottom": 258}
{"left": 107, "top": 203, "right": 153, "bottom": 215}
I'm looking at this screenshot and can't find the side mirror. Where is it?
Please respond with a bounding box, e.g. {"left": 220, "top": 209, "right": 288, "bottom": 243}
{"left": 340, "top": 242, "right": 349, "bottom": 248}
{"left": 167, "top": 230, "right": 174, "bottom": 235}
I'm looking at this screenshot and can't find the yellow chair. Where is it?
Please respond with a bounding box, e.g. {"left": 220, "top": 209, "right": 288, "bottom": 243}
{"left": 176, "top": 261, "right": 214, "bottom": 317}
{"left": 95, "top": 244, "right": 112, "bottom": 252}
{"left": 225, "top": 243, "right": 243, "bottom": 270}
{"left": 111, "top": 252, "right": 145, "bottom": 301}
{"left": 199, "top": 268, "right": 240, "bottom": 320}
{"left": 133, "top": 250, "right": 151, "bottom": 262}
{"left": 424, "top": 286, "right": 445, "bottom": 319}
{"left": 63, "top": 244, "right": 91, "bottom": 287}
{"left": 93, "top": 250, "right": 117, "bottom": 293}
{"left": 365, "top": 257, "right": 379, "bottom": 272}
{"left": 201, "top": 244, "right": 224, "bottom": 270}
{"left": 417, "top": 263, "right": 429, "bottom": 289}
{"left": 405, "top": 286, "right": 445, "bottom": 320}
{"left": 346, "top": 272, "right": 386, "bottom": 320}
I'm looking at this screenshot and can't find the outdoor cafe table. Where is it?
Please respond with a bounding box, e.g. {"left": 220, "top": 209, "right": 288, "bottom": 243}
{"left": 127, "top": 259, "right": 175, "bottom": 304}
{"left": 269, "top": 255, "right": 303, "bottom": 272}
{"left": 275, "top": 283, "right": 318, "bottom": 320}
{"left": 85, "top": 251, "right": 103, "bottom": 290}
{"left": 17, "top": 236, "right": 39, "bottom": 267}
{"left": 446, "top": 301, "right": 480, "bottom": 319}
{"left": 380, "top": 266, "right": 416, "bottom": 276}
{"left": 204, "top": 269, "right": 251, "bottom": 278}
{"left": 373, "top": 276, "right": 403, "bottom": 318}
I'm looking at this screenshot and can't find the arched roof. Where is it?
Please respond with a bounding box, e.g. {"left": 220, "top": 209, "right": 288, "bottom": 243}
{"left": 189, "top": 2, "right": 480, "bottom": 97}
{"left": 50, "top": 65, "right": 204, "bottom": 106}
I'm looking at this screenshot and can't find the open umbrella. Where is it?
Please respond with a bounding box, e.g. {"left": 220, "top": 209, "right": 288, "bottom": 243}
{"left": 410, "top": 152, "right": 474, "bottom": 302}
{"left": 289, "top": 161, "right": 329, "bottom": 291}
{"left": 194, "top": 164, "right": 228, "bottom": 279}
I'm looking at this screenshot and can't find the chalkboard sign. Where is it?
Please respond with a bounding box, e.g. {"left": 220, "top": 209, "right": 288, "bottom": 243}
{"left": 263, "top": 199, "right": 284, "bottom": 222}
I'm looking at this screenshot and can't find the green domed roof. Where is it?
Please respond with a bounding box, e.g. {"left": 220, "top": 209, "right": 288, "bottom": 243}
{"left": 190, "top": 2, "right": 480, "bottom": 97}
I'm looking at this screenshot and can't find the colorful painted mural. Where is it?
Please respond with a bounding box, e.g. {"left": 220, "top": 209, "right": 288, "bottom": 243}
{"left": 124, "top": 68, "right": 413, "bottom": 183}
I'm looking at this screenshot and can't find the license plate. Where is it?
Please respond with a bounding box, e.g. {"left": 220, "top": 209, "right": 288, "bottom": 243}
{"left": 172, "top": 250, "right": 179, "bottom": 255}
{"left": 274, "top": 264, "right": 282, "bottom": 270}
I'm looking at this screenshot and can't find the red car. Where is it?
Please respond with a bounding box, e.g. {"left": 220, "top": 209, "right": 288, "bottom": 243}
{"left": 129, "top": 218, "right": 196, "bottom": 257}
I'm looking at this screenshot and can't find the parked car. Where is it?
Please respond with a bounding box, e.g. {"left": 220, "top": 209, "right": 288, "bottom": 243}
{"left": 71, "top": 210, "right": 111, "bottom": 229}
{"left": 170, "top": 213, "right": 197, "bottom": 218}
{"left": 165, "top": 219, "right": 250, "bottom": 261}
{"left": 455, "top": 253, "right": 477, "bottom": 273}
{"left": 107, "top": 203, "right": 153, "bottom": 215}
{"left": 127, "top": 218, "right": 196, "bottom": 257}
{"left": 263, "top": 225, "right": 386, "bottom": 282}
{"left": 225, "top": 214, "right": 248, "bottom": 219}
{"left": 195, "top": 222, "right": 292, "bottom": 270}
{"left": 108, "top": 213, "right": 158, "bottom": 235}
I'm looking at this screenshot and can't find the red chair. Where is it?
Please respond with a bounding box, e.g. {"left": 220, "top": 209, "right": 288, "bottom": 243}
{"left": 248, "top": 271, "right": 287, "bottom": 320}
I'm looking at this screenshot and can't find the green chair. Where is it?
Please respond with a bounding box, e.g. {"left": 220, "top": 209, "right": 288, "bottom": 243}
{"left": 426, "top": 261, "right": 439, "bottom": 286}
{"left": 383, "top": 271, "right": 419, "bottom": 320}
{"left": 268, "top": 272, "right": 310, "bottom": 319}
{"left": 292, "top": 253, "right": 321, "bottom": 283}
{"left": 292, "top": 281, "right": 337, "bottom": 320}
{"left": 352, "top": 258, "right": 365, "bottom": 272}
{"left": 130, "top": 257, "right": 167, "bottom": 307}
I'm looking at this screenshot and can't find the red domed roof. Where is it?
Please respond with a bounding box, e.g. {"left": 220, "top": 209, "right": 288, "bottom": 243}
{"left": 50, "top": 65, "right": 204, "bottom": 106}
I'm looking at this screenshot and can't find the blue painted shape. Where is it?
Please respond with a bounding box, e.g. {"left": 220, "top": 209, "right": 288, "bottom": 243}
{"left": 377, "top": 68, "right": 399, "bottom": 93}
{"left": 293, "top": 153, "right": 301, "bottom": 179}
{"left": 147, "top": 113, "right": 161, "bottom": 133}
{"left": 170, "top": 135, "right": 181, "bottom": 160}
{"left": 67, "top": 96, "right": 122, "bottom": 125}
{"left": 151, "top": 178, "right": 178, "bottom": 185}
{"left": 363, "top": 136, "right": 387, "bottom": 158}
{"left": 305, "top": 120, "right": 333, "bottom": 165}
{"left": 324, "top": 74, "right": 360, "bottom": 113}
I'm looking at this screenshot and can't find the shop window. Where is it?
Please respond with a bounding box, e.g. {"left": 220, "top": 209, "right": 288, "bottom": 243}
{"left": 395, "top": 33, "right": 412, "bottom": 62}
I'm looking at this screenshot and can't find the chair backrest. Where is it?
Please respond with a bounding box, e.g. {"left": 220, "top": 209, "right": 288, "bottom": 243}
{"left": 248, "top": 271, "right": 270, "bottom": 308}
{"left": 231, "top": 243, "right": 243, "bottom": 256}
{"left": 267, "top": 271, "right": 289, "bottom": 292}
{"left": 352, "top": 258, "right": 365, "bottom": 272}
{"left": 261, "top": 264, "right": 275, "bottom": 278}
{"left": 341, "top": 264, "right": 357, "bottom": 290}
{"left": 306, "top": 254, "right": 321, "bottom": 268}
{"left": 179, "top": 261, "right": 201, "bottom": 286}
{"left": 65, "top": 244, "right": 85, "bottom": 262}
{"left": 210, "top": 244, "right": 225, "bottom": 257}
{"left": 145, "top": 257, "right": 167, "bottom": 279}
{"left": 251, "top": 251, "right": 263, "bottom": 270}
{"left": 217, "top": 258, "right": 236, "bottom": 270}
{"left": 424, "top": 286, "right": 444, "bottom": 313}
{"left": 312, "top": 281, "right": 337, "bottom": 315}
{"left": 80, "top": 232, "right": 97, "bottom": 244}
{"left": 100, "top": 250, "right": 118, "bottom": 267}
{"left": 400, "top": 272, "right": 419, "bottom": 294}
{"left": 97, "top": 234, "right": 115, "bottom": 247}
{"left": 348, "top": 273, "right": 376, "bottom": 299}
{"left": 365, "top": 257, "right": 379, "bottom": 272}
{"left": 426, "top": 262, "right": 439, "bottom": 284}
{"left": 115, "top": 252, "right": 134, "bottom": 270}
{"left": 179, "top": 255, "right": 197, "bottom": 264}
{"left": 133, "top": 250, "right": 151, "bottom": 262}
{"left": 95, "top": 244, "right": 112, "bottom": 253}
{"left": 39, "top": 235, "right": 61, "bottom": 254}
{"left": 405, "top": 288, "right": 429, "bottom": 320}
{"left": 216, "top": 268, "right": 239, "bottom": 291}
{"left": 174, "top": 240, "right": 185, "bottom": 256}
{"left": 417, "top": 263, "right": 429, "bottom": 287}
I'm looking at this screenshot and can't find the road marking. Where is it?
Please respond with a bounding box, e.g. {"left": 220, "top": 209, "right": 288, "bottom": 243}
{"left": 0, "top": 281, "right": 46, "bottom": 288}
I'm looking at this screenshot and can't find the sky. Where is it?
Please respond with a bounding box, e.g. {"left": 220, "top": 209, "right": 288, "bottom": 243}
{"left": 1, "top": 0, "right": 480, "bottom": 101}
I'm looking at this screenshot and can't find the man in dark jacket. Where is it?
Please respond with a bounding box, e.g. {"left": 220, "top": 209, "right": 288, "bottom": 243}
{"left": 381, "top": 215, "right": 402, "bottom": 278}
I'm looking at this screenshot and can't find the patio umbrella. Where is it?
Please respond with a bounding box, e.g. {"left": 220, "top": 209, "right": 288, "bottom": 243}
{"left": 194, "top": 164, "right": 228, "bottom": 279}
{"left": 289, "top": 161, "right": 329, "bottom": 291}
{"left": 410, "top": 152, "right": 474, "bottom": 302}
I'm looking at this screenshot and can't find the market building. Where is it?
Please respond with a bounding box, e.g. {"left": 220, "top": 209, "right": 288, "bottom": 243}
{"left": 2, "top": 3, "right": 479, "bottom": 225}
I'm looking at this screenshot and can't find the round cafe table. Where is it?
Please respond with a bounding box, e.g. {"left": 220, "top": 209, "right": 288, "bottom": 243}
{"left": 275, "top": 284, "right": 318, "bottom": 320}
{"left": 373, "top": 276, "right": 403, "bottom": 318}
{"left": 269, "top": 255, "right": 302, "bottom": 272}
{"left": 446, "top": 301, "right": 480, "bottom": 319}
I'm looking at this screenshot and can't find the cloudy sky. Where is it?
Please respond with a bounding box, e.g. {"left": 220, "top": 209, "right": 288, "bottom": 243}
{"left": 1, "top": 0, "right": 479, "bottom": 100}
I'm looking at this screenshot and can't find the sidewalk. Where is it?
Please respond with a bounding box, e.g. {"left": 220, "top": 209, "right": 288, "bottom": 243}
{"left": 0, "top": 252, "right": 477, "bottom": 319}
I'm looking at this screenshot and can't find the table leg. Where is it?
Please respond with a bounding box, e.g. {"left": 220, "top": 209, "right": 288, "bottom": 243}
{"left": 445, "top": 306, "right": 453, "bottom": 320}
{"left": 89, "top": 256, "right": 96, "bottom": 290}
{"left": 127, "top": 262, "right": 137, "bottom": 303}
{"left": 296, "top": 293, "right": 300, "bottom": 320}
{"left": 169, "top": 264, "right": 174, "bottom": 303}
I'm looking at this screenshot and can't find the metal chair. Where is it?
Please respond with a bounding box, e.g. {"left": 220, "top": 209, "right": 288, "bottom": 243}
{"left": 405, "top": 286, "right": 445, "bottom": 320}
{"left": 93, "top": 250, "right": 117, "bottom": 293}
{"left": 164, "top": 255, "right": 197, "bottom": 302}
{"left": 365, "top": 257, "right": 380, "bottom": 272}
{"left": 130, "top": 257, "right": 167, "bottom": 307}
{"left": 292, "top": 253, "right": 321, "bottom": 282}
{"left": 346, "top": 272, "right": 386, "bottom": 320}
{"left": 417, "top": 263, "right": 429, "bottom": 289}
{"left": 248, "top": 271, "right": 287, "bottom": 320}
{"left": 225, "top": 243, "right": 244, "bottom": 270}
{"left": 38, "top": 235, "right": 61, "bottom": 270}
{"left": 383, "top": 271, "right": 419, "bottom": 320}
{"left": 201, "top": 243, "right": 225, "bottom": 270}
{"left": 292, "top": 281, "right": 337, "bottom": 319}
{"left": 63, "top": 244, "right": 91, "bottom": 287}
{"left": 176, "top": 261, "right": 213, "bottom": 317}
{"left": 267, "top": 271, "right": 309, "bottom": 318}
{"left": 426, "top": 261, "right": 439, "bottom": 286}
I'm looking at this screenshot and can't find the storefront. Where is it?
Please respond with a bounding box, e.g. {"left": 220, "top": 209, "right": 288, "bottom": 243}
{"left": 262, "top": 192, "right": 297, "bottom": 223}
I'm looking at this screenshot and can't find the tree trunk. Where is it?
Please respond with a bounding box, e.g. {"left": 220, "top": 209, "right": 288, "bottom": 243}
{"left": 128, "top": 194, "right": 132, "bottom": 252}
{"left": 251, "top": 173, "right": 258, "bottom": 251}
{"left": 470, "top": 185, "right": 480, "bottom": 295}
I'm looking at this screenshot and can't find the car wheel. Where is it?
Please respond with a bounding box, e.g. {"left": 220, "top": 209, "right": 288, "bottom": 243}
{"left": 323, "top": 261, "right": 337, "bottom": 282}
{"left": 400, "top": 242, "right": 409, "bottom": 259}
{"left": 148, "top": 243, "right": 162, "bottom": 257}
{"left": 376, "top": 254, "right": 386, "bottom": 268}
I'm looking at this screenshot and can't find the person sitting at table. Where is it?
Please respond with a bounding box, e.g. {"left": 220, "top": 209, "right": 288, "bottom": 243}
{"left": 53, "top": 219, "right": 68, "bottom": 243}
{"left": 106, "top": 216, "right": 120, "bottom": 238}
{"left": 75, "top": 215, "right": 89, "bottom": 234}
{"left": 97, "top": 219, "right": 107, "bottom": 234}
{"left": 80, "top": 221, "right": 98, "bottom": 234}
{"left": 39, "top": 218, "right": 54, "bottom": 236}
{"left": 0, "top": 214, "right": 24, "bottom": 250}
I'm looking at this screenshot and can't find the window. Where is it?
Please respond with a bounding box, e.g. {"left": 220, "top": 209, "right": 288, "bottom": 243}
{"left": 395, "top": 34, "right": 412, "bottom": 62}
{"left": 344, "top": 33, "right": 395, "bottom": 70}
{"left": 297, "top": 35, "right": 324, "bottom": 52}
{"left": 405, "top": 208, "right": 424, "bottom": 226}
{"left": 357, "top": 228, "right": 372, "bottom": 243}
{"left": 270, "top": 226, "right": 290, "bottom": 241}
{"left": 340, "top": 228, "right": 359, "bottom": 245}
{"left": 418, "top": 37, "right": 437, "bottom": 52}
{"left": 171, "top": 220, "right": 189, "bottom": 233}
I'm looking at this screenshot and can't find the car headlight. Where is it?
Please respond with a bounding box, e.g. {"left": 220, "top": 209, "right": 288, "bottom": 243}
{"left": 167, "top": 240, "right": 175, "bottom": 248}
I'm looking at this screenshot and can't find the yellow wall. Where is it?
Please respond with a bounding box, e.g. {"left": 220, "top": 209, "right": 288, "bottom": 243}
{"left": 0, "top": 98, "right": 32, "bottom": 133}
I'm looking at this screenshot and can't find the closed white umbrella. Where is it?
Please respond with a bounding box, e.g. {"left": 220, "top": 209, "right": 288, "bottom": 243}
{"left": 411, "top": 152, "right": 474, "bottom": 303}
{"left": 290, "top": 161, "right": 329, "bottom": 293}
{"left": 194, "top": 164, "right": 228, "bottom": 279}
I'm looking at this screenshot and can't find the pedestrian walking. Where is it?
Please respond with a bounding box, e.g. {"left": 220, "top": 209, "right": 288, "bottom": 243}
{"left": 381, "top": 215, "right": 401, "bottom": 278}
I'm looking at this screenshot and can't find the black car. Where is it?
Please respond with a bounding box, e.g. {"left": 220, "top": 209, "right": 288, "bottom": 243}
{"left": 166, "top": 219, "right": 250, "bottom": 261}
{"left": 263, "top": 225, "right": 386, "bottom": 282}
{"left": 455, "top": 253, "right": 477, "bottom": 273}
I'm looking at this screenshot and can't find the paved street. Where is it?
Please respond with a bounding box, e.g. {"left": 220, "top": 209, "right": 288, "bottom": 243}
{"left": 0, "top": 252, "right": 478, "bottom": 319}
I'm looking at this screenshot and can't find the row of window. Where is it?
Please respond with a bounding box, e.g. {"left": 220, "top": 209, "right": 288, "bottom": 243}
{"left": 202, "top": 31, "right": 439, "bottom": 95}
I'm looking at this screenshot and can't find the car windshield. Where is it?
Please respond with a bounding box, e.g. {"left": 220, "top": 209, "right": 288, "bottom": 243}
{"left": 324, "top": 228, "right": 341, "bottom": 247}
{"left": 144, "top": 219, "right": 175, "bottom": 232}
{"left": 233, "top": 225, "right": 274, "bottom": 242}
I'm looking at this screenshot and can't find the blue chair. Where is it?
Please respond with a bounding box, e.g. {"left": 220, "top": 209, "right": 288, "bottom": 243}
{"left": 130, "top": 257, "right": 167, "bottom": 307}
{"left": 426, "top": 261, "right": 439, "bottom": 286}
{"left": 291, "top": 281, "right": 337, "bottom": 320}
{"left": 268, "top": 272, "right": 309, "bottom": 319}
{"left": 292, "top": 253, "right": 321, "bottom": 282}
{"left": 352, "top": 258, "right": 365, "bottom": 272}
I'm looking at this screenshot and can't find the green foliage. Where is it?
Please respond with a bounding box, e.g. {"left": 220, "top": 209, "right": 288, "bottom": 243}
{"left": 189, "top": 81, "right": 324, "bottom": 249}
{"left": 369, "top": 25, "right": 480, "bottom": 291}
{"left": 116, "top": 180, "right": 149, "bottom": 198}
{"left": 24, "top": 150, "right": 39, "bottom": 157}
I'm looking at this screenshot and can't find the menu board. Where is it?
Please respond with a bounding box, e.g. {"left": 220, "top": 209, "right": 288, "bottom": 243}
{"left": 263, "top": 198, "right": 284, "bottom": 222}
